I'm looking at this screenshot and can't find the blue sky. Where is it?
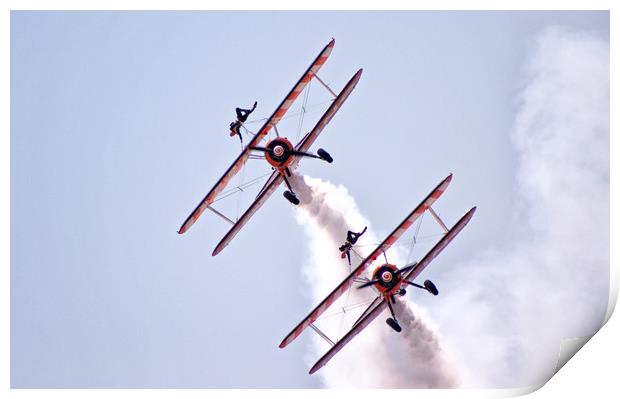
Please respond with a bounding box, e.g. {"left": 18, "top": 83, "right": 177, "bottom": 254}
{"left": 10, "top": 11, "right": 609, "bottom": 388}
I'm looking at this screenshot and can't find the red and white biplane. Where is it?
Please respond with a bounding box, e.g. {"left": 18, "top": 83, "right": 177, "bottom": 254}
{"left": 178, "top": 39, "right": 362, "bottom": 256}
{"left": 279, "top": 174, "right": 476, "bottom": 374}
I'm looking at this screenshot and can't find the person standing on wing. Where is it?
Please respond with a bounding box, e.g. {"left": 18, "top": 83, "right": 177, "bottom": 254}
{"left": 339, "top": 226, "right": 367, "bottom": 266}
{"left": 229, "top": 101, "right": 257, "bottom": 144}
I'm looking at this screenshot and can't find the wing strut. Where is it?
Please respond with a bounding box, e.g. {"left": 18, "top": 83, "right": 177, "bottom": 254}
{"left": 312, "top": 73, "right": 338, "bottom": 98}
{"left": 309, "top": 324, "right": 335, "bottom": 347}
{"left": 207, "top": 206, "right": 235, "bottom": 225}
{"left": 428, "top": 206, "right": 449, "bottom": 233}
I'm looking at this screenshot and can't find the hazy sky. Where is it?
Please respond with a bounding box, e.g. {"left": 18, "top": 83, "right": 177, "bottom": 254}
{"left": 11, "top": 11, "right": 609, "bottom": 388}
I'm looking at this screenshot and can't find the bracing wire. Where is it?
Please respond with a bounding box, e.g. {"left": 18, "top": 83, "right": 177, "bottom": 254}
{"left": 350, "top": 232, "right": 443, "bottom": 250}
{"left": 211, "top": 172, "right": 272, "bottom": 204}
{"left": 241, "top": 124, "right": 256, "bottom": 138}
{"left": 316, "top": 298, "right": 377, "bottom": 321}
{"left": 244, "top": 99, "right": 333, "bottom": 125}
{"left": 235, "top": 156, "right": 247, "bottom": 220}
{"left": 406, "top": 212, "right": 425, "bottom": 264}
{"left": 296, "top": 80, "right": 312, "bottom": 142}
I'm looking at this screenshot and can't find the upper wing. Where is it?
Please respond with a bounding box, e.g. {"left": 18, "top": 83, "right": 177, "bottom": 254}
{"left": 289, "top": 69, "right": 363, "bottom": 170}
{"left": 279, "top": 174, "right": 453, "bottom": 348}
{"left": 309, "top": 298, "right": 387, "bottom": 374}
{"left": 178, "top": 39, "right": 335, "bottom": 234}
{"left": 211, "top": 173, "right": 284, "bottom": 256}
{"left": 402, "top": 206, "right": 477, "bottom": 283}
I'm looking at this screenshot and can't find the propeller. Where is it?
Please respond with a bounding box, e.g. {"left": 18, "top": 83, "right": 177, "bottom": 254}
{"left": 251, "top": 145, "right": 290, "bottom": 167}
{"left": 252, "top": 146, "right": 322, "bottom": 164}
{"left": 357, "top": 278, "right": 382, "bottom": 289}
{"left": 356, "top": 262, "right": 417, "bottom": 289}
{"left": 355, "top": 261, "right": 437, "bottom": 297}
{"left": 395, "top": 262, "right": 417, "bottom": 276}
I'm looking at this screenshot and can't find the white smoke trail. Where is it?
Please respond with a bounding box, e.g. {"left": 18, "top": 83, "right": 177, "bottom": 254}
{"left": 286, "top": 26, "right": 608, "bottom": 389}
{"left": 426, "top": 26, "right": 610, "bottom": 389}
{"left": 290, "top": 174, "right": 460, "bottom": 388}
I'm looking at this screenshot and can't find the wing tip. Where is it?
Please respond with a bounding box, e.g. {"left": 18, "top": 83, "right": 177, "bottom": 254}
{"left": 279, "top": 335, "right": 293, "bottom": 348}
{"left": 458, "top": 206, "right": 477, "bottom": 227}
{"left": 352, "top": 68, "right": 364, "bottom": 82}
{"left": 309, "top": 363, "right": 321, "bottom": 374}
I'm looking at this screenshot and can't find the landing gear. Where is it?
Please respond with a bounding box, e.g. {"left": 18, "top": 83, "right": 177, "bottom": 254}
{"left": 406, "top": 279, "right": 439, "bottom": 296}
{"left": 386, "top": 297, "right": 402, "bottom": 332}
{"left": 386, "top": 317, "right": 402, "bottom": 332}
{"left": 317, "top": 148, "right": 333, "bottom": 163}
{"left": 283, "top": 190, "right": 300, "bottom": 205}
{"left": 424, "top": 280, "right": 439, "bottom": 296}
{"left": 282, "top": 168, "right": 300, "bottom": 206}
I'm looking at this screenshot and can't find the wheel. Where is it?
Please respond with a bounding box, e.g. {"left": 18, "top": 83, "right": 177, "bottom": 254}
{"left": 399, "top": 288, "right": 407, "bottom": 296}
{"left": 283, "top": 190, "right": 300, "bottom": 205}
{"left": 386, "top": 317, "right": 402, "bottom": 333}
{"left": 317, "top": 148, "right": 333, "bottom": 163}
{"left": 424, "top": 280, "right": 439, "bottom": 296}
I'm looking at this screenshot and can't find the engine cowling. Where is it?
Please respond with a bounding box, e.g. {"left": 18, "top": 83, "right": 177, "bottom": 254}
{"left": 264, "top": 137, "right": 294, "bottom": 168}
{"left": 370, "top": 264, "right": 400, "bottom": 292}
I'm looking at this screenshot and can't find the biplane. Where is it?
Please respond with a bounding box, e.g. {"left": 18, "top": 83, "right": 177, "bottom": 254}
{"left": 279, "top": 174, "right": 477, "bottom": 374}
{"left": 178, "top": 38, "right": 363, "bottom": 256}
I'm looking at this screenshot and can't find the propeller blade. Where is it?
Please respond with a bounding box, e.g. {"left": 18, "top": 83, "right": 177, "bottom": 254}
{"left": 396, "top": 264, "right": 416, "bottom": 276}
{"left": 290, "top": 150, "right": 319, "bottom": 159}
{"left": 357, "top": 279, "right": 381, "bottom": 289}
{"left": 396, "top": 261, "right": 418, "bottom": 276}
{"left": 251, "top": 146, "right": 270, "bottom": 152}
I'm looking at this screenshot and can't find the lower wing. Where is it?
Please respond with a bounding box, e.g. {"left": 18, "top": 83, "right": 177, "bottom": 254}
{"left": 211, "top": 173, "right": 284, "bottom": 256}
{"left": 309, "top": 298, "right": 387, "bottom": 374}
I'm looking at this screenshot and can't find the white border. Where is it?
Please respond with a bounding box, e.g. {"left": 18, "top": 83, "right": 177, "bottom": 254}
{"left": 2, "top": 1, "right": 616, "bottom": 398}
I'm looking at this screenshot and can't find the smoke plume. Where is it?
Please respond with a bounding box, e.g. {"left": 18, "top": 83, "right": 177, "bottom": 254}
{"left": 290, "top": 174, "right": 461, "bottom": 388}
{"left": 287, "top": 26, "right": 608, "bottom": 389}
{"left": 425, "top": 26, "right": 610, "bottom": 389}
